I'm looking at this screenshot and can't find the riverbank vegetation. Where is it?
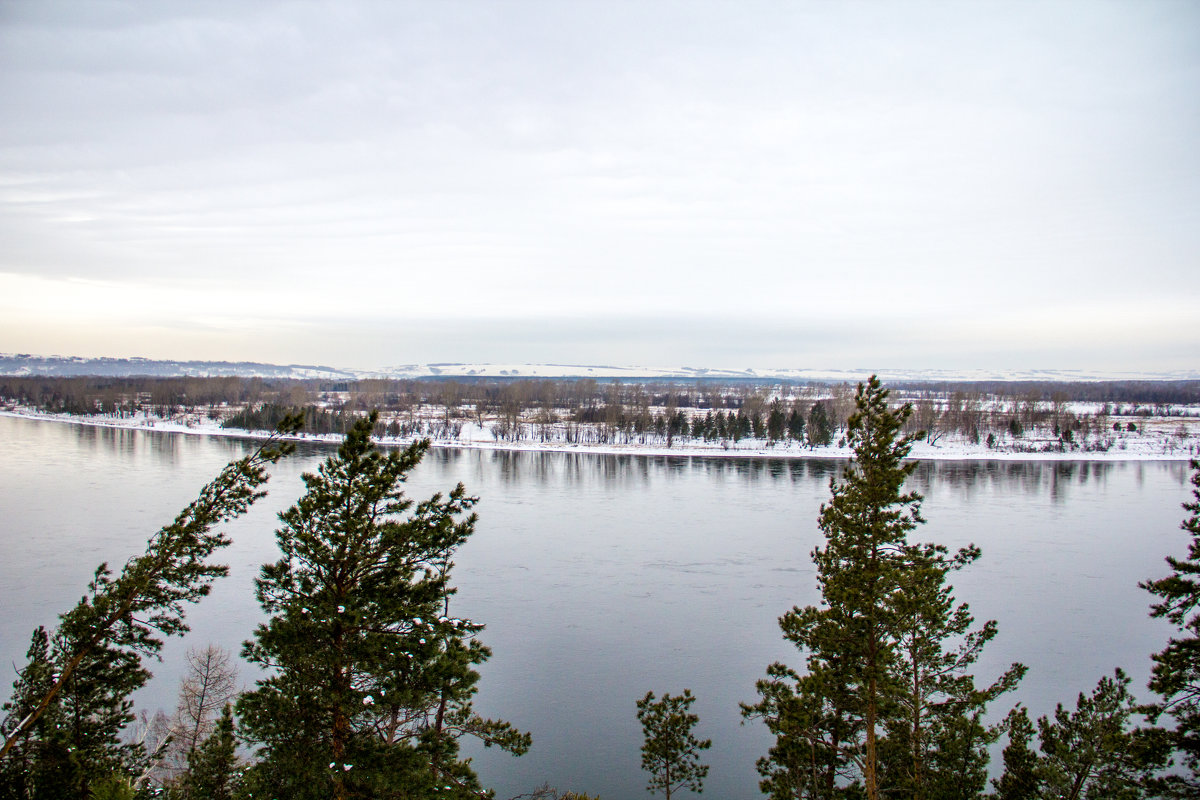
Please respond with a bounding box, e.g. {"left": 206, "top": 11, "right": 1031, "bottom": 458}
{"left": 2, "top": 375, "right": 1198, "bottom": 457}
{"left": 2, "top": 378, "right": 1200, "bottom": 797}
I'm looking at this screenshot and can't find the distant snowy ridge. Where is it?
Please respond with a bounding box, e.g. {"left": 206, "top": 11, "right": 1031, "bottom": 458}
{"left": 1, "top": 354, "right": 1196, "bottom": 382}
{"left": 0, "top": 354, "right": 355, "bottom": 379}
{"left": 362, "top": 363, "right": 1200, "bottom": 382}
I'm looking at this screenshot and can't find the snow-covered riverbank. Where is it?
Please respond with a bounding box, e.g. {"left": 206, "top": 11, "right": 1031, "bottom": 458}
{"left": 4, "top": 407, "right": 1196, "bottom": 462}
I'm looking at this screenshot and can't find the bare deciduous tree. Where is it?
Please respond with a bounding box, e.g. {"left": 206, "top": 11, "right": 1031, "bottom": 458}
{"left": 122, "top": 708, "right": 174, "bottom": 789}
{"left": 166, "top": 645, "right": 239, "bottom": 775}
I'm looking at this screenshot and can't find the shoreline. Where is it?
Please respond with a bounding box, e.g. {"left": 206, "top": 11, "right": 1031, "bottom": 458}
{"left": 3, "top": 408, "right": 1195, "bottom": 463}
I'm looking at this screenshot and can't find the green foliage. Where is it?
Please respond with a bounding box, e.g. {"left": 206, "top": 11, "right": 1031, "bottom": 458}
{"left": 741, "top": 659, "right": 860, "bottom": 800}
{"left": 0, "top": 627, "right": 83, "bottom": 800}
{"left": 767, "top": 400, "right": 787, "bottom": 443}
{"left": 0, "top": 416, "right": 301, "bottom": 796}
{"left": 992, "top": 671, "right": 1165, "bottom": 800}
{"left": 1036, "top": 669, "right": 1154, "bottom": 800}
{"left": 992, "top": 707, "right": 1039, "bottom": 800}
{"left": 746, "top": 376, "right": 1018, "bottom": 800}
{"left": 635, "top": 690, "right": 711, "bottom": 799}
{"left": 238, "top": 411, "right": 528, "bottom": 800}
{"left": 223, "top": 403, "right": 391, "bottom": 437}
{"left": 86, "top": 773, "right": 136, "bottom": 800}
{"left": 176, "top": 704, "right": 239, "bottom": 800}
{"left": 788, "top": 406, "right": 807, "bottom": 443}
{"left": 746, "top": 377, "right": 924, "bottom": 798}
{"left": 806, "top": 402, "right": 833, "bottom": 448}
{"left": 879, "top": 543, "right": 1026, "bottom": 799}
{"left": 1141, "top": 457, "right": 1200, "bottom": 796}
{"left": 810, "top": 376, "right": 924, "bottom": 797}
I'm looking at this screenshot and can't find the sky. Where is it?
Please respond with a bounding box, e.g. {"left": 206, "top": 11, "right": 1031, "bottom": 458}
{"left": 1, "top": 1, "right": 1197, "bottom": 373}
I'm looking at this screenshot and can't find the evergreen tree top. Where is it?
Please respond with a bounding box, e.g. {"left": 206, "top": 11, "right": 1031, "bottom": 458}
{"left": 842, "top": 375, "right": 925, "bottom": 494}
{"left": 239, "top": 411, "right": 526, "bottom": 800}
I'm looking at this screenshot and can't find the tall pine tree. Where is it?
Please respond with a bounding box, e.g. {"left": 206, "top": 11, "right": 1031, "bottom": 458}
{"left": 811, "top": 376, "right": 923, "bottom": 798}
{"left": 745, "top": 376, "right": 1019, "bottom": 800}
{"left": 1141, "top": 457, "right": 1200, "bottom": 796}
{"left": 0, "top": 417, "right": 300, "bottom": 797}
{"left": 636, "top": 690, "right": 711, "bottom": 799}
{"left": 238, "top": 412, "right": 528, "bottom": 800}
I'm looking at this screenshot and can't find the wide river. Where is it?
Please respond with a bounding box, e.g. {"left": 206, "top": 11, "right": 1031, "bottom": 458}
{"left": 0, "top": 415, "right": 1194, "bottom": 798}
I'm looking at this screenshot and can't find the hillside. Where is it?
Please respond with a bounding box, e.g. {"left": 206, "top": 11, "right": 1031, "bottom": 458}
{"left": 3, "top": 353, "right": 1198, "bottom": 382}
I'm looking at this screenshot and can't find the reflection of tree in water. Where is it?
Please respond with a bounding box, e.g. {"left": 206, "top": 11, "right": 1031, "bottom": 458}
{"left": 911, "top": 460, "right": 1101, "bottom": 502}
{"left": 449, "top": 451, "right": 837, "bottom": 491}
{"left": 906, "top": 459, "right": 1198, "bottom": 504}
{"left": 76, "top": 422, "right": 256, "bottom": 467}
{"left": 401, "top": 447, "right": 1194, "bottom": 508}
{"left": 75, "top": 423, "right": 147, "bottom": 459}
{"left": 474, "top": 449, "right": 657, "bottom": 490}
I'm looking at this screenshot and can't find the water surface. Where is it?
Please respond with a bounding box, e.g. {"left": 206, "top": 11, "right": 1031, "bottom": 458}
{"left": 0, "top": 416, "right": 1192, "bottom": 798}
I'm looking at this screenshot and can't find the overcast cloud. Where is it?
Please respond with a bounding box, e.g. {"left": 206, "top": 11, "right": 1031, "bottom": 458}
{"left": 1, "top": 1, "right": 1197, "bottom": 372}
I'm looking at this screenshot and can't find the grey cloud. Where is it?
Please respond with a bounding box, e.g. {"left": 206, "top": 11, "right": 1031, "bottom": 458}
{"left": 1, "top": 1, "right": 1197, "bottom": 371}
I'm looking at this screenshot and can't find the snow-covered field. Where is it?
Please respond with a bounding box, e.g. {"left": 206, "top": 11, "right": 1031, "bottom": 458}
{"left": 4, "top": 406, "right": 1196, "bottom": 462}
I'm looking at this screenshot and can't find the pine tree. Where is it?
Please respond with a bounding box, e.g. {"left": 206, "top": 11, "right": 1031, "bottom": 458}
{"left": 879, "top": 543, "right": 1025, "bottom": 799}
{"left": 86, "top": 774, "right": 137, "bottom": 800}
{"left": 992, "top": 671, "right": 1165, "bottom": 800}
{"left": 177, "top": 704, "right": 239, "bottom": 800}
{"left": 745, "top": 376, "right": 1017, "bottom": 800}
{"left": 636, "top": 690, "right": 711, "bottom": 799}
{"left": 746, "top": 377, "right": 920, "bottom": 798}
{"left": 814, "top": 376, "right": 923, "bottom": 798}
{"left": 1142, "top": 458, "right": 1200, "bottom": 795}
{"left": 992, "top": 706, "right": 1039, "bottom": 800}
{"left": 741, "top": 657, "right": 859, "bottom": 800}
{"left": 806, "top": 402, "right": 833, "bottom": 448}
{"left": 787, "top": 405, "right": 806, "bottom": 444}
{"left": 714, "top": 411, "right": 727, "bottom": 440}
{"left": 0, "top": 417, "right": 300, "bottom": 796}
{"left": 767, "top": 399, "right": 787, "bottom": 444}
{"left": 237, "top": 411, "right": 528, "bottom": 800}
{"left": 0, "top": 628, "right": 81, "bottom": 800}
{"left": 1036, "top": 669, "right": 1151, "bottom": 800}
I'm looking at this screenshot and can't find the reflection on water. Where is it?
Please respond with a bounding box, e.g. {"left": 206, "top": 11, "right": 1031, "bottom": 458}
{"left": 444, "top": 446, "right": 1187, "bottom": 506}
{"left": 0, "top": 416, "right": 1194, "bottom": 800}
{"left": 909, "top": 459, "right": 1188, "bottom": 504}
{"left": 461, "top": 448, "right": 848, "bottom": 490}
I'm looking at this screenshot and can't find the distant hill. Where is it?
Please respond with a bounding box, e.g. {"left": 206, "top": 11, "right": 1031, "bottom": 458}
{"left": 358, "top": 363, "right": 1200, "bottom": 383}
{"left": 0, "top": 354, "right": 355, "bottom": 380}
{"left": 1, "top": 353, "right": 1196, "bottom": 383}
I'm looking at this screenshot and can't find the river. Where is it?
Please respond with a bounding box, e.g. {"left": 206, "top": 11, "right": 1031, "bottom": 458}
{"left": 0, "top": 415, "right": 1193, "bottom": 798}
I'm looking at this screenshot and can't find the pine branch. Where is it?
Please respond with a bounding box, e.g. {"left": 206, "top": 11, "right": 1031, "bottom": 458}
{"left": 1, "top": 415, "right": 300, "bottom": 760}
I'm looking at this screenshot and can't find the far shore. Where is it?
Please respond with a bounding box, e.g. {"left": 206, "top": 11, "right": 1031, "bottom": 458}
{"left": 4, "top": 407, "right": 1196, "bottom": 463}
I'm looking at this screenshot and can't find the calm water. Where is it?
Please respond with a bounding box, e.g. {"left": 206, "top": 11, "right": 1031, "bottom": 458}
{"left": 0, "top": 415, "right": 1194, "bottom": 798}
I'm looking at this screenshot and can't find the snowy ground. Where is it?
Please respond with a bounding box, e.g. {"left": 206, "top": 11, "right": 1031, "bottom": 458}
{"left": 3, "top": 406, "right": 1197, "bottom": 462}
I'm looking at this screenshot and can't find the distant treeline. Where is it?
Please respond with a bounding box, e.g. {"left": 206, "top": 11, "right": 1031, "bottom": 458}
{"left": 893, "top": 379, "right": 1200, "bottom": 405}
{"left": 4, "top": 375, "right": 1199, "bottom": 414}
{"left": 0, "top": 376, "right": 285, "bottom": 416}
{"left": 222, "top": 403, "right": 442, "bottom": 440}
{"left": 2, "top": 375, "right": 1196, "bottom": 453}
